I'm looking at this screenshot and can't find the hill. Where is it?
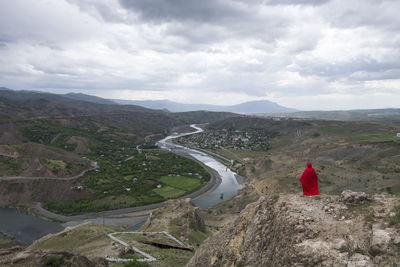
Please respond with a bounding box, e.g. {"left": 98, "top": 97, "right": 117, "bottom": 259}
{"left": 114, "top": 99, "right": 296, "bottom": 114}
{"left": 64, "top": 92, "right": 116, "bottom": 105}
{"left": 262, "top": 108, "right": 400, "bottom": 124}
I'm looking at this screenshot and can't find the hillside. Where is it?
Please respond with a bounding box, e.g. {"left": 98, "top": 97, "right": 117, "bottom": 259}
{"left": 263, "top": 108, "right": 400, "bottom": 125}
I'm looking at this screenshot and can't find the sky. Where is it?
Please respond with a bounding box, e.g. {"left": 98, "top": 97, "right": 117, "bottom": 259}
{"left": 0, "top": 0, "right": 399, "bottom": 111}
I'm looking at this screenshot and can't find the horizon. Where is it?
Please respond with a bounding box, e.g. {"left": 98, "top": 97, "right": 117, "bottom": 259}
{"left": 3, "top": 86, "right": 400, "bottom": 112}
{"left": 0, "top": 0, "right": 399, "bottom": 110}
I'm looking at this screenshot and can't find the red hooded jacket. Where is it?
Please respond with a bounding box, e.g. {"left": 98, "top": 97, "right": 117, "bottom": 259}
{"left": 299, "top": 162, "right": 320, "bottom": 196}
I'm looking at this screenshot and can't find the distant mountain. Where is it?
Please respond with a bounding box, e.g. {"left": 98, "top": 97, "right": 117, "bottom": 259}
{"left": 0, "top": 87, "right": 236, "bottom": 124}
{"left": 226, "top": 100, "right": 297, "bottom": 114}
{"left": 64, "top": 93, "right": 116, "bottom": 105}
{"left": 113, "top": 99, "right": 296, "bottom": 114}
{"left": 0, "top": 87, "right": 158, "bottom": 120}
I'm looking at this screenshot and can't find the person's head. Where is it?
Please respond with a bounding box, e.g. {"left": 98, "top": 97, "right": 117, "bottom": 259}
{"left": 307, "top": 162, "right": 312, "bottom": 168}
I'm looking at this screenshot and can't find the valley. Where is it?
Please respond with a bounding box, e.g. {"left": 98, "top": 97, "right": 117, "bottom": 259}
{"left": 0, "top": 89, "right": 399, "bottom": 266}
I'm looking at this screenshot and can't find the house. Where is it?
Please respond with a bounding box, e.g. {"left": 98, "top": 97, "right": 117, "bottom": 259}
{"left": 125, "top": 188, "right": 131, "bottom": 192}
{"left": 71, "top": 185, "right": 84, "bottom": 190}
{"left": 157, "top": 184, "right": 162, "bottom": 188}
{"left": 397, "top": 133, "right": 400, "bottom": 138}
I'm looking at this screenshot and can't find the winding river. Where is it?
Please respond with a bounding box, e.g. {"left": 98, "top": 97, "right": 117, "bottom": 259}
{"left": 156, "top": 124, "right": 243, "bottom": 209}
{"left": 0, "top": 124, "right": 243, "bottom": 243}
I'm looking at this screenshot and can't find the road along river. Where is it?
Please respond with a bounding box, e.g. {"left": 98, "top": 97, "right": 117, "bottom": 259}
{"left": 0, "top": 124, "right": 243, "bottom": 243}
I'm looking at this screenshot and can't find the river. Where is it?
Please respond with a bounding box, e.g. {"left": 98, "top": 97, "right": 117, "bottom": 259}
{"left": 156, "top": 124, "right": 243, "bottom": 209}
{"left": 0, "top": 207, "right": 64, "bottom": 244}
{"left": 0, "top": 124, "right": 243, "bottom": 243}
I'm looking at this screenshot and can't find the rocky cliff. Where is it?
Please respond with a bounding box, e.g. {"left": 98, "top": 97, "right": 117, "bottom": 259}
{"left": 141, "top": 198, "right": 207, "bottom": 245}
{"left": 188, "top": 191, "right": 400, "bottom": 266}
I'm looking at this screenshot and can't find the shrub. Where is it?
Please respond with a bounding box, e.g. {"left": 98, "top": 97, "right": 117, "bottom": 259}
{"left": 123, "top": 261, "right": 150, "bottom": 267}
{"left": 43, "top": 255, "right": 61, "bottom": 267}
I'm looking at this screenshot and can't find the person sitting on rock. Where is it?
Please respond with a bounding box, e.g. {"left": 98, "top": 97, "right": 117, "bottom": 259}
{"left": 299, "top": 162, "right": 320, "bottom": 196}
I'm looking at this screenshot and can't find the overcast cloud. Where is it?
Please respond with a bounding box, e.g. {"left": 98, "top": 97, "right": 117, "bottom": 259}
{"left": 0, "top": 0, "right": 399, "bottom": 110}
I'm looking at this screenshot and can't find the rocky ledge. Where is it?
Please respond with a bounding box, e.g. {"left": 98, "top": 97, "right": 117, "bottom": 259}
{"left": 188, "top": 191, "right": 400, "bottom": 267}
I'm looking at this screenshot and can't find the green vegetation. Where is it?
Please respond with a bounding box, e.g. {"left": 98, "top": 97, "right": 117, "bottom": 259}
{"left": 159, "top": 176, "right": 201, "bottom": 191}
{"left": 0, "top": 156, "right": 25, "bottom": 176}
{"left": 43, "top": 255, "right": 62, "bottom": 267}
{"left": 188, "top": 229, "right": 209, "bottom": 246}
{"left": 39, "top": 158, "right": 70, "bottom": 175}
{"left": 123, "top": 261, "right": 150, "bottom": 267}
{"left": 44, "top": 148, "right": 210, "bottom": 215}
{"left": 154, "top": 186, "right": 185, "bottom": 199}
{"left": 320, "top": 127, "right": 345, "bottom": 133}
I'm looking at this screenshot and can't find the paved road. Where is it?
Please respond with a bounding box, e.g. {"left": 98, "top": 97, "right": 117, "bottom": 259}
{"left": 34, "top": 165, "right": 218, "bottom": 222}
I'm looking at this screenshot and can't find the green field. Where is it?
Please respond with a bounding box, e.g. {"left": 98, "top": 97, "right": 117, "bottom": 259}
{"left": 154, "top": 186, "right": 185, "bottom": 198}
{"left": 159, "top": 176, "right": 202, "bottom": 190}
{"left": 153, "top": 176, "right": 202, "bottom": 198}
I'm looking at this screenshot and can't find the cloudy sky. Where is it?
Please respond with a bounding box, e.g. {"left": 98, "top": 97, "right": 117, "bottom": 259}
{"left": 0, "top": 0, "right": 399, "bottom": 110}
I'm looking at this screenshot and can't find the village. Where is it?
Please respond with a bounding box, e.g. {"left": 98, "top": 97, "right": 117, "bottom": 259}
{"left": 175, "top": 128, "right": 277, "bottom": 151}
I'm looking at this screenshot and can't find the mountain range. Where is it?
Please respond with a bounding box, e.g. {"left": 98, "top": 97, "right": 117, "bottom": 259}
{"left": 0, "top": 87, "right": 296, "bottom": 114}
{"left": 2, "top": 88, "right": 399, "bottom": 124}
{"left": 113, "top": 99, "right": 297, "bottom": 114}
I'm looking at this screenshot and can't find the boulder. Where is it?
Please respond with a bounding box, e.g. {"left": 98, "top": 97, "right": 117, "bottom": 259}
{"left": 341, "top": 190, "right": 372, "bottom": 204}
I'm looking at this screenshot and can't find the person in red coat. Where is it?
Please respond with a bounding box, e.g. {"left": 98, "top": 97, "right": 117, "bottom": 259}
{"left": 299, "top": 162, "right": 320, "bottom": 196}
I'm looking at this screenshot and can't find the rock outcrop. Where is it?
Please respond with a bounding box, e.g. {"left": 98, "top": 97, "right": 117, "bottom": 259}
{"left": 188, "top": 191, "right": 399, "bottom": 266}
{"left": 141, "top": 198, "right": 206, "bottom": 244}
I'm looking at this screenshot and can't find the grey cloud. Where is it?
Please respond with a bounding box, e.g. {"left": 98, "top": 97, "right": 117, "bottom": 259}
{"left": 265, "top": 0, "right": 330, "bottom": 6}
{"left": 323, "top": 0, "right": 400, "bottom": 30}
{"left": 66, "top": 0, "right": 128, "bottom": 23}
{"left": 118, "top": 0, "right": 290, "bottom": 46}
{"left": 119, "top": 0, "right": 245, "bottom": 24}
{"left": 294, "top": 57, "right": 400, "bottom": 82}
{"left": 349, "top": 69, "right": 400, "bottom": 81}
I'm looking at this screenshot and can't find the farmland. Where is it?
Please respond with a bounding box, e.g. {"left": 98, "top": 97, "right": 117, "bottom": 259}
{"left": 0, "top": 117, "right": 210, "bottom": 215}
